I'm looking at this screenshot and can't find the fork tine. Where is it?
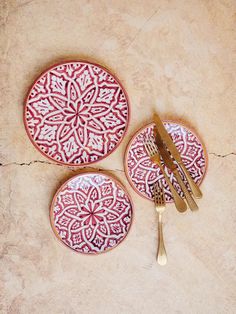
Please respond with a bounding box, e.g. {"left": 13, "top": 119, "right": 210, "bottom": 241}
{"left": 149, "top": 140, "right": 156, "bottom": 156}
{"left": 153, "top": 183, "right": 158, "bottom": 204}
{"left": 144, "top": 141, "right": 148, "bottom": 154}
{"left": 150, "top": 139, "right": 158, "bottom": 154}
{"left": 145, "top": 141, "right": 152, "bottom": 156}
{"left": 154, "top": 182, "right": 160, "bottom": 203}
{"left": 158, "top": 186, "right": 162, "bottom": 204}
{"left": 159, "top": 182, "right": 166, "bottom": 206}
{"left": 154, "top": 183, "right": 160, "bottom": 205}
{"left": 162, "top": 189, "right": 166, "bottom": 206}
{"left": 145, "top": 139, "right": 154, "bottom": 157}
{"left": 147, "top": 142, "right": 153, "bottom": 156}
{"left": 145, "top": 137, "right": 160, "bottom": 162}
{"left": 144, "top": 136, "right": 150, "bottom": 152}
{"left": 153, "top": 186, "right": 156, "bottom": 204}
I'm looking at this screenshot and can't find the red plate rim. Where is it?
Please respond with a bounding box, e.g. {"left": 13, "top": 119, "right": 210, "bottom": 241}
{"left": 23, "top": 60, "right": 131, "bottom": 167}
{"left": 124, "top": 120, "right": 208, "bottom": 202}
{"left": 49, "top": 171, "right": 134, "bottom": 255}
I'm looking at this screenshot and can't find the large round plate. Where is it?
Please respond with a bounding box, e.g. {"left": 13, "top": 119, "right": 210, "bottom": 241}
{"left": 50, "top": 172, "right": 133, "bottom": 254}
{"left": 24, "top": 61, "right": 130, "bottom": 166}
{"left": 125, "top": 122, "right": 207, "bottom": 202}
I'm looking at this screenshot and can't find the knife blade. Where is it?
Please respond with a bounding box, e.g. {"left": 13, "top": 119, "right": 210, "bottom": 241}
{"left": 153, "top": 113, "right": 182, "bottom": 163}
{"left": 153, "top": 112, "right": 202, "bottom": 199}
{"left": 155, "top": 129, "right": 198, "bottom": 211}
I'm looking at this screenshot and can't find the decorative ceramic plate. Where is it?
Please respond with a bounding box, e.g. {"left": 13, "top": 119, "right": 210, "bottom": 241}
{"left": 24, "top": 61, "right": 130, "bottom": 166}
{"left": 50, "top": 172, "right": 133, "bottom": 254}
{"left": 125, "top": 122, "right": 207, "bottom": 202}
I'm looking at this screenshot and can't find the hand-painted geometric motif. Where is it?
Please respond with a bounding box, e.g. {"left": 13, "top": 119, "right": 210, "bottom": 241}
{"left": 25, "top": 61, "right": 129, "bottom": 165}
{"left": 51, "top": 173, "right": 133, "bottom": 254}
{"left": 125, "top": 122, "right": 206, "bottom": 202}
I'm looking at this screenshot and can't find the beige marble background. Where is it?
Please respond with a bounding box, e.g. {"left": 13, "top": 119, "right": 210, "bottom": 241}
{"left": 0, "top": 0, "right": 236, "bottom": 313}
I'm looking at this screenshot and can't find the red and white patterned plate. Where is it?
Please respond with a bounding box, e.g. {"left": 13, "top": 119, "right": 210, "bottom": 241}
{"left": 125, "top": 122, "right": 207, "bottom": 202}
{"left": 24, "top": 61, "right": 130, "bottom": 166}
{"left": 50, "top": 172, "right": 133, "bottom": 254}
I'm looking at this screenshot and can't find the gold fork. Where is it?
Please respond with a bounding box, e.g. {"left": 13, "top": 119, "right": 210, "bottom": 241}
{"left": 153, "top": 183, "right": 167, "bottom": 265}
{"left": 144, "top": 139, "right": 187, "bottom": 213}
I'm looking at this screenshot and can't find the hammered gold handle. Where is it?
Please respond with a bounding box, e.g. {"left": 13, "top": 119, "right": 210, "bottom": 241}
{"left": 173, "top": 169, "right": 199, "bottom": 211}
{"left": 179, "top": 162, "right": 203, "bottom": 199}
{"left": 157, "top": 214, "right": 167, "bottom": 265}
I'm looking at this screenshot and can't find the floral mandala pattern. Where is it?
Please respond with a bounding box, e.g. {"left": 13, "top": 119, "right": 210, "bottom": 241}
{"left": 51, "top": 173, "right": 133, "bottom": 254}
{"left": 125, "top": 122, "right": 207, "bottom": 202}
{"left": 24, "top": 61, "right": 129, "bottom": 165}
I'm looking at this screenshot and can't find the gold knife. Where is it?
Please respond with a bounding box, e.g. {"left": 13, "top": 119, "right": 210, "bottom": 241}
{"left": 155, "top": 128, "right": 198, "bottom": 211}
{"left": 153, "top": 113, "right": 202, "bottom": 199}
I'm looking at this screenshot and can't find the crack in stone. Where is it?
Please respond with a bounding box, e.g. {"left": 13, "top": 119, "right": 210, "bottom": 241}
{"left": 126, "top": 8, "right": 159, "bottom": 49}
{"left": 1, "top": 152, "right": 234, "bottom": 169}
{"left": 0, "top": 160, "right": 124, "bottom": 173}
{"left": 209, "top": 152, "right": 236, "bottom": 158}
{"left": 0, "top": 160, "right": 58, "bottom": 167}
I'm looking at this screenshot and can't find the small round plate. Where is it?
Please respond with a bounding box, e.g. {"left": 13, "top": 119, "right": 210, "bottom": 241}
{"left": 24, "top": 61, "right": 130, "bottom": 166}
{"left": 50, "top": 172, "right": 133, "bottom": 254}
{"left": 125, "top": 122, "right": 207, "bottom": 202}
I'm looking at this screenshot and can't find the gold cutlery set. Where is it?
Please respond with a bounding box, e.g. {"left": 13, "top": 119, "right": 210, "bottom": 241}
{"left": 145, "top": 113, "right": 203, "bottom": 265}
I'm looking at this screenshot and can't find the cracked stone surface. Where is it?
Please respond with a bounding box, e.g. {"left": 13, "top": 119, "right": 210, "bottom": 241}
{"left": 0, "top": 1, "right": 236, "bottom": 313}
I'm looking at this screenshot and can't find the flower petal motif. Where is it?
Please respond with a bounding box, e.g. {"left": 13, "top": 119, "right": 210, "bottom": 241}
{"left": 51, "top": 75, "right": 66, "bottom": 95}
{"left": 62, "top": 194, "right": 74, "bottom": 205}
{"left": 85, "top": 227, "right": 93, "bottom": 239}
{"left": 58, "top": 216, "right": 71, "bottom": 227}
{"left": 101, "top": 184, "right": 112, "bottom": 196}
{"left": 72, "top": 233, "right": 82, "bottom": 244}
{"left": 88, "top": 133, "right": 103, "bottom": 151}
{"left": 110, "top": 223, "right": 122, "bottom": 234}
{"left": 100, "top": 112, "right": 121, "bottom": 128}
{"left": 93, "top": 235, "right": 104, "bottom": 248}
{"left": 63, "top": 136, "right": 78, "bottom": 157}
{"left": 76, "top": 70, "right": 92, "bottom": 91}
{"left": 38, "top": 125, "right": 57, "bottom": 141}
{"left": 97, "top": 88, "right": 115, "bottom": 103}
{"left": 33, "top": 99, "right": 53, "bottom": 115}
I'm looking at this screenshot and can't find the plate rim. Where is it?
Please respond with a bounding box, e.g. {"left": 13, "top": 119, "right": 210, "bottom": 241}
{"left": 49, "top": 171, "right": 134, "bottom": 255}
{"left": 23, "top": 60, "right": 131, "bottom": 166}
{"left": 124, "top": 120, "right": 208, "bottom": 202}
